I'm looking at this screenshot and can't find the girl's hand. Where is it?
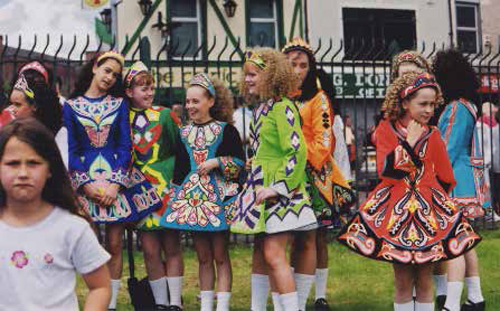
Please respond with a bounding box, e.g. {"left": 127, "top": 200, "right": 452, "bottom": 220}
{"left": 406, "top": 120, "right": 426, "bottom": 147}
{"left": 245, "top": 157, "right": 253, "bottom": 171}
{"left": 98, "top": 183, "right": 120, "bottom": 207}
{"left": 255, "top": 187, "right": 278, "bottom": 205}
{"left": 83, "top": 182, "right": 102, "bottom": 202}
{"left": 197, "top": 158, "right": 219, "bottom": 176}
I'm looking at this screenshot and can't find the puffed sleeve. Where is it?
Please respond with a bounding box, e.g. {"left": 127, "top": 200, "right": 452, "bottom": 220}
{"left": 269, "top": 100, "right": 308, "bottom": 197}
{"left": 64, "top": 102, "right": 93, "bottom": 190}
{"left": 305, "top": 92, "right": 335, "bottom": 171}
{"left": 215, "top": 123, "right": 245, "bottom": 180}
{"left": 172, "top": 129, "right": 190, "bottom": 186}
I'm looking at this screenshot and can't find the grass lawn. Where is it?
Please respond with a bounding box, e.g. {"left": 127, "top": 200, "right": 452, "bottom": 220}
{"left": 77, "top": 230, "right": 500, "bottom": 310}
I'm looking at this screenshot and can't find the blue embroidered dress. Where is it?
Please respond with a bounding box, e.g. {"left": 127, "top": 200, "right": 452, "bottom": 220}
{"left": 438, "top": 99, "right": 491, "bottom": 218}
{"left": 64, "top": 95, "right": 161, "bottom": 223}
{"left": 160, "top": 120, "right": 245, "bottom": 231}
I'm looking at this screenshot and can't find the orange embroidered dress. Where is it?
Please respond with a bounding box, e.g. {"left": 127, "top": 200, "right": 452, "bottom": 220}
{"left": 338, "top": 120, "right": 481, "bottom": 264}
{"left": 294, "top": 90, "right": 354, "bottom": 224}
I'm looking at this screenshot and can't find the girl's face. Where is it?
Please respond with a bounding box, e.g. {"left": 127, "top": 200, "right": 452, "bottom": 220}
{"left": 286, "top": 50, "right": 310, "bottom": 86}
{"left": 0, "top": 137, "right": 51, "bottom": 204}
{"left": 398, "top": 62, "right": 423, "bottom": 77}
{"left": 92, "top": 58, "right": 122, "bottom": 92}
{"left": 402, "top": 87, "right": 437, "bottom": 125}
{"left": 9, "top": 90, "right": 35, "bottom": 118}
{"left": 185, "top": 86, "right": 214, "bottom": 123}
{"left": 244, "top": 63, "right": 262, "bottom": 95}
{"left": 126, "top": 83, "right": 155, "bottom": 109}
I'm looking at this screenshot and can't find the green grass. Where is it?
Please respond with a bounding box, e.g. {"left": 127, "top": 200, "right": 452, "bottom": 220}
{"left": 77, "top": 230, "right": 500, "bottom": 310}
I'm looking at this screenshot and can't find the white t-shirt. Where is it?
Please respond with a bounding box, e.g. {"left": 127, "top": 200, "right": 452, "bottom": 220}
{"left": 233, "top": 106, "right": 252, "bottom": 142}
{"left": 55, "top": 126, "right": 68, "bottom": 169}
{"left": 0, "top": 207, "right": 110, "bottom": 311}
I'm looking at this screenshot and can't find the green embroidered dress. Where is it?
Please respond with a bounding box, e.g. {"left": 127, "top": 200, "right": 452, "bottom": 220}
{"left": 231, "top": 98, "right": 316, "bottom": 234}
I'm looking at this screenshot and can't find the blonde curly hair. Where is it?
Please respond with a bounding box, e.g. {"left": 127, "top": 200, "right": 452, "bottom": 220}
{"left": 239, "top": 47, "right": 300, "bottom": 102}
{"left": 210, "top": 77, "right": 234, "bottom": 124}
{"left": 390, "top": 50, "right": 431, "bottom": 82}
{"left": 382, "top": 72, "right": 444, "bottom": 122}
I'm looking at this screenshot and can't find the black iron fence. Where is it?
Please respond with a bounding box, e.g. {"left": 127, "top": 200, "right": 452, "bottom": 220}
{"left": 1, "top": 35, "right": 499, "bottom": 243}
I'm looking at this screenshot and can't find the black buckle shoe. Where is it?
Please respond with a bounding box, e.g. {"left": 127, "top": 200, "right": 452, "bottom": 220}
{"left": 314, "top": 298, "right": 331, "bottom": 311}
{"left": 436, "top": 295, "right": 447, "bottom": 310}
{"left": 155, "top": 305, "right": 169, "bottom": 310}
{"left": 167, "top": 306, "right": 183, "bottom": 311}
{"left": 461, "top": 300, "right": 485, "bottom": 311}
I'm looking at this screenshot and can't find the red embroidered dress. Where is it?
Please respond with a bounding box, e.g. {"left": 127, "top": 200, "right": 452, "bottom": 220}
{"left": 338, "top": 120, "right": 481, "bottom": 264}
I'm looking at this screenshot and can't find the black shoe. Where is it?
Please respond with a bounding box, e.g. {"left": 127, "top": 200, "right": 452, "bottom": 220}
{"left": 155, "top": 305, "right": 169, "bottom": 310}
{"left": 461, "top": 300, "right": 485, "bottom": 311}
{"left": 314, "top": 298, "right": 331, "bottom": 311}
{"left": 436, "top": 295, "right": 447, "bottom": 310}
{"left": 167, "top": 306, "right": 183, "bottom": 311}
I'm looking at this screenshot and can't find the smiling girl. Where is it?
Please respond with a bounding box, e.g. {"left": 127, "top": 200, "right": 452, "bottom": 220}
{"left": 161, "top": 73, "right": 244, "bottom": 311}
{"left": 64, "top": 51, "right": 161, "bottom": 310}
{"left": 338, "top": 72, "right": 481, "bottom": 311}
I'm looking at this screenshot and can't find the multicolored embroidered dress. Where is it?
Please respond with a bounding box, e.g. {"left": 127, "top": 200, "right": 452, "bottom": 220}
{"left": 438, "top": 99, "right": 490, "bottom": 218}
{"left": 160, "top": 120, "right": 244, "bottom": 231}
{"left": 64, "top": 95, "right": 161, "bottom": 223}
{"left": 294, "top": 90, "right": 354, "bottom": 225}
{"left": 231, "top": 98, "right": 317, "bottom": 234}
{"left": 338, "top": 120, "right": 481, "bottom": 264}
{"left": 130, "top": 106, "right": 180, "bottom": 230}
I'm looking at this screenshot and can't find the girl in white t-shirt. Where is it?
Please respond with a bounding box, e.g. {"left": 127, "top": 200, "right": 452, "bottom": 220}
{"left": 0, "top": 118, "right": 111, "bottom": 311}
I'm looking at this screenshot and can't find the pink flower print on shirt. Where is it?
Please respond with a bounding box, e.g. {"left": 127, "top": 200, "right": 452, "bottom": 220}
{"left": 11, "top": 251, "right": 29, "bottom": 269}
{"left": 44, "top": 253, "right": 54, "bottom": 265}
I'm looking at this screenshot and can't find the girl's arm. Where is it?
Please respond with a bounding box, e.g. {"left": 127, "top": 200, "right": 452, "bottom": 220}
{"left": 82, "top": 265, "right": 111, "bottom": 311}
{"left": 172, "top": 129, "right": 190, "bottom": 185}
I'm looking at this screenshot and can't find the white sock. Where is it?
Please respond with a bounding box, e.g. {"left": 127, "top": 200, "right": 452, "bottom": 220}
{"left": 415, "top": 301, "right": 434, "bottom": 311}
{"left": 465, "top": 276, "right": 484, "bottom": 303}
{"left": 433, "top": 274, "right": 448, "bottom": 296}
{"left": 251, "top": 274, "right": 269, "bottom": 311}
{"left": 393, "top": 300, "right": 414, "bottom": 311}
{"left": 280, "top": 292, "right": 299, "bottom": 311}
{"left": 167, "top": 276, "right": 183, "bottom": 307}
{"left": 272, "top": 292, "right": 284, "bottom": 311}
{"left": 295, "top": 273, "right": 314, "bottom": 310}
{"left": 200, "top": 290, "right": 215, "bottom": 311}
{"left": 216, "top": 292, "right": 231, "bottom": 311}
{"left": 149, "top": 276, "right": 168, "bottom": 306}
{"left": 315, "top": 268, "right": 328, "bottom": 300}
{"left": 108, "top": 279, "right": 121, "bottom": 309}
{"left": 444, "top": 281, "right": 464, "bottom": 311}
{"left": 412, "top": 286, "right": 416, "bottom": 297}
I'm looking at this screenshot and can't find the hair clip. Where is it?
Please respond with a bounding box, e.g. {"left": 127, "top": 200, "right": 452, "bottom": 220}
{"left": 124, "top": 61, "right": 149, "bottom": 87}
{"left": 19, "top": 61, "right": 49, "bottom": 84}
{"left": 190, "top": 73, "right": 216, "bottom": 97}
{"left": 244, "top": 51, "right": 267, "bottom": 70}
{"left": 14, "top": 75, "right": 35, "bottom": 100}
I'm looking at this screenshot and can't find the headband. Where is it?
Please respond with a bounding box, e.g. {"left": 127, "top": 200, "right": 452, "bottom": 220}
{"left": 14, "top": 75, "right": 35, "bottom": 100}
{"left": 400, "top": 73, "right": 440, "bottom": 100}
{"left": 244, "top": 51, "right": 267, "bottom": 70}
{"left": 190, "top": 73, "right": 215, "bottom": 97}
{"left": 19, "top": 61, "right": 49, "bottom": 84}
{"left": 123, "top": 61, "right": 149, "bottom": 88}
{"left": 96, "top": 50, "right": 125, "bottom": 67}
{"left": 282, "top": 37, "right": 314, "bottom": 57}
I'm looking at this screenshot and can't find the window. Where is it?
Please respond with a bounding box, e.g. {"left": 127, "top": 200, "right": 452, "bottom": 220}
{"left": 342, "top": 8, "right": 416, "bottom": 60}
{"left": 169, "top": 0, "right": 201, "bottom": 58}
{"left": 247, "top": 0, "right": 279, "bottom": 48}
{"left": 456, "top": 2, "right": 480, "bottom": 53}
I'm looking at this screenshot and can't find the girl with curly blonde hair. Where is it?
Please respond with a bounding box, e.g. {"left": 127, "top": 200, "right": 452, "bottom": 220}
{"left": 231, "top": 48, "right": 316, "bottom": 311}
{"left": 161, "top": 73, "right": 245, "bottom": 311}
{"left": 338, "top": 72, "right": 481, "bottom": 311}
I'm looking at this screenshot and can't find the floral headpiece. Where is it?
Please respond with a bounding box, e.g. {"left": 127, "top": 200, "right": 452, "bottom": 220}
{"left": 244, "top": 51, "right": 267, "bottom": 70}
{"left": 282, "top": 37, "right": 314, "bottom": 57}
{"left": 123, "top": 61, "right": 149, "bottom": 88}
{"left": 391, "top": 50, "right": 430, "bottom": 81}
{"left": 96, "top": 50, "right": 125, "bottom": 67}
{"left": 400, "top": 73, "right": 440, "bottom": 100}
{"left": 190, "top": 73, "right": 215, "bottom": 97}
{"left": 14, "top": 75, "right": 35, "bottom": 100}
{"left": 19, "top": 61, "right": 49, "bottom": 84}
